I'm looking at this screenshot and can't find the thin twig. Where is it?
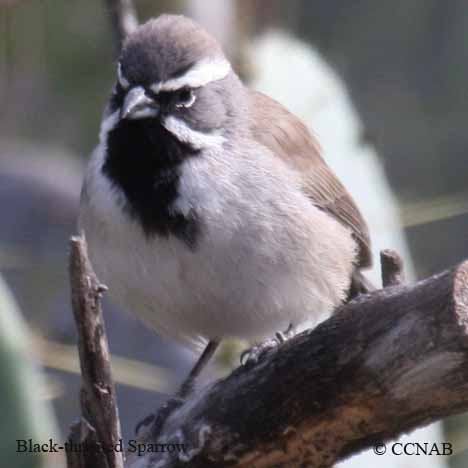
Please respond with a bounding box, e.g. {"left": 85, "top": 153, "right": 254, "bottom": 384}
{"left": 104, "top": 0, "right": 138, "bottom": 52}
{"left": 380, "top": 248, "right": 405, "bottom": 286}
{"left": 69, "top": 235, "right": 124, "bottom": 468}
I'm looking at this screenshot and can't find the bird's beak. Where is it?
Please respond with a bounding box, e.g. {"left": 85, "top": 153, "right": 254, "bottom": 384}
{"left": 121, "top": 86, "right": 159, "bottom": 120}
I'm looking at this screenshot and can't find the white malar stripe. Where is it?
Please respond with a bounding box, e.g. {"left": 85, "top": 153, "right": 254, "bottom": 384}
{"left": 117, "top": 62, "right": 130, "bottom": 89}
{"left": 151, "top": 56, "right": 231, "bottom": 93}
{"left": 162, "top": 115, "right": 226, "bottom": 150}
{"left": 99, "top": 110, "right": 120, "bottom": 144}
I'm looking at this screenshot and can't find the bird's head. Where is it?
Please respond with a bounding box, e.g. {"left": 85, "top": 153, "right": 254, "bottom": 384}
{"left": 105, "top": 14, "right": 246, "bottom": 150}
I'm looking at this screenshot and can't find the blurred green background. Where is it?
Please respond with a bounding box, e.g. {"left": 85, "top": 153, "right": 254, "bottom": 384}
{"left": 1, "top": 1, "right": 468, "bottom": 467}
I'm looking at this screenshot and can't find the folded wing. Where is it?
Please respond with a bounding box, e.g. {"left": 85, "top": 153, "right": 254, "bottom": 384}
{"left": 249, "top": 90, "right": 372, "bottom": 268}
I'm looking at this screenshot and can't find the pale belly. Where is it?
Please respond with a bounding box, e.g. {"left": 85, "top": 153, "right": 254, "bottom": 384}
{"left": 83, "top": 207, "right": 355, "bottom": 350}
{"left": 85, "top": 224, "right": 308, "bottom": 348}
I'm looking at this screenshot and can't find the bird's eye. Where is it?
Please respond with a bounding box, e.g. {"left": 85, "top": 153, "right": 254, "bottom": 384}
{"left": 175, "top": 88, "right": 195, "bottom": 108}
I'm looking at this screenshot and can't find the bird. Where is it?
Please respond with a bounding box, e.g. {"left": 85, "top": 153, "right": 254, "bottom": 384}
{"left": 79, "top": 14, "right": 371, "bottom": 433}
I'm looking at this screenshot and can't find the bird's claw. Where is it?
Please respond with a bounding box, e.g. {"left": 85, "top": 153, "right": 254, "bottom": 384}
{"left": 275, "top": 322, "right": 294, "bottom": 343}
{"left": 240, "top": 323, "right": 294, "bottom": 366}
{"left": 135, "top": 396, "right": 185, "bottom": 437}
{"left": 240, "top": 338, "right": 279, "bottom": 366}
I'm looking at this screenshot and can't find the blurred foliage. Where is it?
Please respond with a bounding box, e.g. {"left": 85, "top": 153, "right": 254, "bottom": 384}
{"left": 0, "top": 275, "right": 59, "bottom": 468}
{"left": 0, "top": 0, "right": 186, "bottom": 155}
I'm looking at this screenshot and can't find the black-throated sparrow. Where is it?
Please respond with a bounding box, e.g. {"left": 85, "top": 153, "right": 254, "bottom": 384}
{"left": 79, "top": 14, "right": 371, "bottom": 431}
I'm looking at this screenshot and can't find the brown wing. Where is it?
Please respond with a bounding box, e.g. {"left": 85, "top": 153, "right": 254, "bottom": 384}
{"left": 249, "top": 90, "right": 372, "bottom": 268}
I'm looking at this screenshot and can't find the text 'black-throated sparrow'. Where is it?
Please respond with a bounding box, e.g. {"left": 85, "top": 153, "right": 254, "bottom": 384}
{"left": 79, "top": 14, "right": 372, "bottom": 432}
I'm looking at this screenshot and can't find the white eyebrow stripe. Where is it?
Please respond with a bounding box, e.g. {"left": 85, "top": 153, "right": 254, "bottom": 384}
{"left": 117, "top": 62, "right": 130, "bottom": 89}
{"left": 150, "top": 56, "right": 231, "bottom": 93}
{"left": 162, "top": 115, "right": 226, "bottom": 150}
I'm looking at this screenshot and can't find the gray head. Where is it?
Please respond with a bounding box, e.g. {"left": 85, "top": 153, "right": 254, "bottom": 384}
{"left": 109, "top": 15, "right": 246, "bottom": 147}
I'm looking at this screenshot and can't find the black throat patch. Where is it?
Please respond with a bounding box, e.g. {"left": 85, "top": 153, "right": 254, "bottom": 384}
{"left": 103, "top": 118, "right": 201, "bottom": 248}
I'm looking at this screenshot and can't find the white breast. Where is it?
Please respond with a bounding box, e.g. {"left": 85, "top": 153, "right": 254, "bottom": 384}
{"left": 80, "top": 143, "right": 356, "bottom": 350}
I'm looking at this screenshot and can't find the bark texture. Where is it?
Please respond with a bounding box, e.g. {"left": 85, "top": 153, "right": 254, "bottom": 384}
{"left": 68, "top": 236, "right": 124, "bottom": 468}
{"left": 129, "top": 259, "right": 468, "bottom": 468}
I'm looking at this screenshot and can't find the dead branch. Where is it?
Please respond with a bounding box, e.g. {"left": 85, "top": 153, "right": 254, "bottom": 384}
{"left": 380, "top": 248, "right": 405, "bottom": 286}
{"left": 128, "top": 258, "right": 468, "bottom": 468}
{"left": 68, "top": 236, "right": 124, "bottom": 468}
{"left": 104, "top": 0, "right": 138, "bottom": 51}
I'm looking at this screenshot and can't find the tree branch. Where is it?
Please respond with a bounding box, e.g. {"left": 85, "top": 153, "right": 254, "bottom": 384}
{"left": 380, "top": 248, "right": 405, "bottom": 286}
{"left": 129, "top": 258, "right": 468, "bottom": 468}
{"left": 68, "top": 235, "right": 124, "bottom": 468}
{"left": 104, "top": 0, "right": 138, "bottom": 51}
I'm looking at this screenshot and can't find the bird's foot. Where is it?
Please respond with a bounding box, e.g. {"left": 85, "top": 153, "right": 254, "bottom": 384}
{"left": 240, "top": 338, "right": 278, "bottom": 366}
{"left": 240, "top": 323, "right": 294, "bottom": 366}
{"left": 275, "top": 322, "right": 294, "bottom": 343}
{"left": 135, "top": 396, "right": 185, "bottom": 438}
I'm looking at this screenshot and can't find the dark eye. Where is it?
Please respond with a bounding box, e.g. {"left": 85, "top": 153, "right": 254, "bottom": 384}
{"left": 175, "top": 88, "right": 195, "bottom": 108}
